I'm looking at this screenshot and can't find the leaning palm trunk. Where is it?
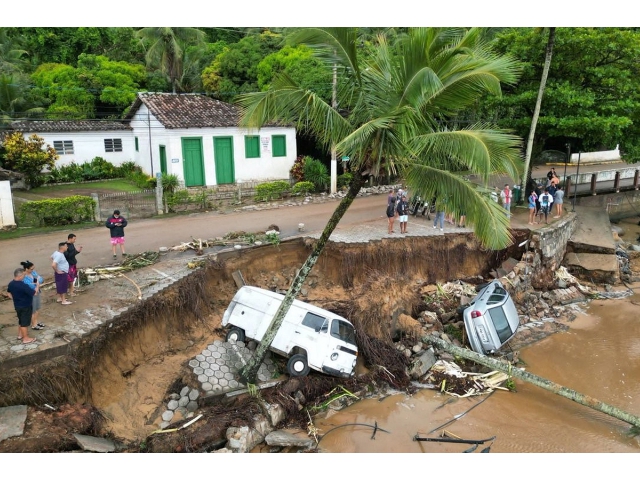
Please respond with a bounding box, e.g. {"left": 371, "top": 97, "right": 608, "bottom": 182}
{"left": 424, "top": 334, "right": 640, "bottom": 429}
{"left": 239, "top": 172, "right": 366, "bottom": 384}
{"left": 519, "top": 27, "right": 556, "bottom": 202}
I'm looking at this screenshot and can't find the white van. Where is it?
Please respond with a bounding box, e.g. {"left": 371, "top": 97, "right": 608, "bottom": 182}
{"left": 221, "top": 286, "right": 358, "bottom": 378}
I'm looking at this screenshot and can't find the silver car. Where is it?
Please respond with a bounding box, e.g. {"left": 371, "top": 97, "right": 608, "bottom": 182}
{"left": 462, "top": 280, "right": 520, "bottom": 355}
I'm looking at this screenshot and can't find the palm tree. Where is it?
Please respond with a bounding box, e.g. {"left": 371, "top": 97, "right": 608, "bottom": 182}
{"left": 0, "top": 74, "right": 45, "bottom": 125}
{"left": 0, "top": 28, "right": 28, "bottom": 75}
{"left": 135, "top": 27, "right": 206, "bottom": 93}
{"left": 235, "top": 27, "right": 523, "bottom": 384}
{"left": 519, "top": 27, "right": 556, "bottom": 200}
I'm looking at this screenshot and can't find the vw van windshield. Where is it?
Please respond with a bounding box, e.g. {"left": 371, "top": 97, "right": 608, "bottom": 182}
{"left": 330, "top": 319, "right": 356, "bottom": 346}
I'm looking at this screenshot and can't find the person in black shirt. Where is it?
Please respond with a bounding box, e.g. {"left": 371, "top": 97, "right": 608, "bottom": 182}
{"left": 65, "top": 233, "right": 83, "bottom": 297}
{"left": 397, "top": 194, "right": 410, "bottom": 234}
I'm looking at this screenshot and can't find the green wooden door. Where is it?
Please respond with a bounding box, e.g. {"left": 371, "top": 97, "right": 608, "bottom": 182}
{"left": 213, "top": 137, "right": 235, "bottom": 184}
{"left": 181, "top": 138, "right": 204, "bottom": 186}
{"left": 159, "top": 145, "right": 167, "bottom": 174}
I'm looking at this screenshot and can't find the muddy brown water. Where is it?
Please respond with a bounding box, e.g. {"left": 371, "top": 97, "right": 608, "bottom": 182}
{"left": 314, "top": 287, "right": 640, "bottom": 453}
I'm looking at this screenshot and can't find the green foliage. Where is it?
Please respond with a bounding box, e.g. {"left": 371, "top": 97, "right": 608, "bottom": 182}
{"left": 119, "top": 161, "right": 139, "bottom": 175}
{"left": 484, "top": 27, "right": 640, "bottom": 160}
{"left": 289, "top": 154, "right": 306, "bottom": 182}
{"left": 202, "top": 31, "right": 283, "bottom": 100}
{"left": 160, "top": 173, "right": 180, "bottom": 193}
{"left": 46, "top": 157, "right": 128, "bottom": 184}
{"left": 1, "top": 132, "right": 57, "bottom": 187}
{"left": 265, "top": 231, "right": 280, "bottom": 246}
{"left": 164, "top": 188, "right": 210, "bottom": 212}
{"left": 291, "top": 181, "right": 314, "bottom": 196}
{"left": 443, "top": 324, "right": 464, "bottom": 343}
{"left": 125, "top": 169, "right": 154, "bottom": 189}
{"left": 31, "top": 54, "right": 145, "bottom": 118}
{"left": 303, "top": 157, "right": 329, "bottom": 192}
{"left": 254, "top": 180, "right": 290, "bottom": 202}
{"left": 256, "top": 44, "right": 332, "bottom": 100}
{"left": 18, "top": 195, "right": 95, "bottom": 227}
{"left": 337, "top": 172, "right": 353, "bottom": 189}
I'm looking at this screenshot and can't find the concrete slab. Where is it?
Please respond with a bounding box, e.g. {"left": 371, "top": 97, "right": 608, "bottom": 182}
{"left": 569, "top": 206, "right": 616, "bottom": 254}
{"left": 565, "top": 252, "right": 619, "bottom": 284}
{"left": 73, "top": 433, "right": 116, "bottom": 452}
{"left": 0, "top": 404, "right": 27, "bottom": 442}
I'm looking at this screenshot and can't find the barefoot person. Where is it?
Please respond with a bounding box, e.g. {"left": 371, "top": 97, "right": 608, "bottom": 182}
{"left": 528, "top": 190, "right": 538, "bottom": 225}
{"left": 106, "top": 210, "right": 128, "bottom": 259}
{"left": 51, "top": 242, "right": 72, "bottom": 305}
{"left": 64, "top": 233, "right": 83, "bottom": 297}
{"left": 6, "top": 268, "right": 37, "bottom": 344}
{"left": 553, "top": 186, "right": 564, "bottom": 218}
{"left": 20, "top": 261, "right": 45, "bottom": 332}
{"left": 386, "top": 190, "right": 397, "bottom": 234}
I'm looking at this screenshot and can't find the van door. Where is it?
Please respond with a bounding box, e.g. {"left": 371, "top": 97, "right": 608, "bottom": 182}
{"left": 289, "top": 311, "right": 329, "bottom": 370}
{"left": 321, "top": 318, "right": 358, "bottom": 377}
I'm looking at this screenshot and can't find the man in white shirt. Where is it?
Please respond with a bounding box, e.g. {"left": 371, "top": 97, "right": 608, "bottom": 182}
{"left": 500, "top": 184, "right": 513, "bottom": 219}
{"left": 51, "top": 242, "right": 72, "bottom": 305}
{"left": 538, "top": 188, "right": 554, "bottom": 224}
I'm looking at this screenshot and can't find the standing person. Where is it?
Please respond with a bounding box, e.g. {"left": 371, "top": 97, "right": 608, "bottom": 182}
{"left": 500, "top": 184, "right": 512, "bottom": 219}
{"left": 553, "top": 186, "right": 565, "bottom": 218}
{"left": 52, "top": 242, "right": 72, "bottom": 305}
{"left": 65, "top": 233, "right": 83, "bottom": 297}
{"left": 20, "top": 261, "right": 45, "bottom": 332}
{"left": 6, "top": 268, "right": 37, "bottom": 344}
{"left": 106, "top": 209, "right": 128, "bottom": 259}
{"left": 546, "top": 167, "right": 556, "bottom": 187}
{"left": 528, "top": 190, "right": 538, "bottom": 225}
{"left": 397, "top": 194, "right": 409, "bottom": 234}
{"left": 386, "top": 189, "right": 397, "bottom": 234}
{"left": 538, "top": 188, "right": 554, "bottom": 225}
{"left": 433, "top": 195, "right": 445, "bottom": 232}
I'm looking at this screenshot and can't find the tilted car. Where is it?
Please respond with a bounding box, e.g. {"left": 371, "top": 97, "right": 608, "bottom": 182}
{"left": 461, "top": 280, "right": 520, "bottom": 355}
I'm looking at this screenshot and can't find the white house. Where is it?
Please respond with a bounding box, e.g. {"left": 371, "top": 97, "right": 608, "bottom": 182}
{"left": 9, "top": 120, "right": 134, "bottom": 167}
{"left": 124, "top": 92, "right": 297, "bottom": 187}
{"left": 10, "top": 92, "right": 297, "bottom": 187}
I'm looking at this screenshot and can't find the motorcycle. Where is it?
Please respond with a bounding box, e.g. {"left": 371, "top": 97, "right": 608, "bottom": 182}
{"left": 409, "top": 195, "right": 435, "bottom": 219}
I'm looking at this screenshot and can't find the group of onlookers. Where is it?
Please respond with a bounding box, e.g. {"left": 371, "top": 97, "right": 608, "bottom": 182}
{"left": 528, "top": 168, "right": 565, "bottom": 225}
{"left": 5, "top": 233, "right": 82, "bottom": 345}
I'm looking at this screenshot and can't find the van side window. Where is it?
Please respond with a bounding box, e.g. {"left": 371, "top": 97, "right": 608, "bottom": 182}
{"left": 487, "top": 286, "right": 507, "bottom": 305}
{"left": 302, "top": 312, "right": 328, "bottom": 332}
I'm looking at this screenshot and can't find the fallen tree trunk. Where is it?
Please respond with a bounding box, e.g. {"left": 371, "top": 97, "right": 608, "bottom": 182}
{"left": 423, "top": 334, "right": 640, "bottom": 430}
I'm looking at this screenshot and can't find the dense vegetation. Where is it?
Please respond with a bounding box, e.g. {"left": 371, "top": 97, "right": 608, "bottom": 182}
{"left": 2, "top": 27, "right": 640, "bottom": 164}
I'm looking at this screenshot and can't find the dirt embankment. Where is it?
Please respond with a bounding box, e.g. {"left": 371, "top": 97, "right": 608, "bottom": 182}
{"left": 0, "top": 231, "right": 604, "bottom": 452}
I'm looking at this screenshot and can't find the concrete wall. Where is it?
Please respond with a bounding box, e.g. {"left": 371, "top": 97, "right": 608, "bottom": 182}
{"left": 570, "top": 189, "right": 640, "bottom": 220}
{"left": 0, "top": 181, "right": 16, "bottom": 229}
{"left": 527, "top": 213, "right": 578, "bottom": 288}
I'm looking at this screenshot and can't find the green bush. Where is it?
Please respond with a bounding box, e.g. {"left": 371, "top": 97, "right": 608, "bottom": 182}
{"left": 46, "top": 157, "right": 126, "bottom": 184}
{"left": 254, "top": 180, "right": 290, "bottom": 202}
{"left": 18, "top": 195, "right": 95, "bottom": 227}
{"left": 118, "top": 161, "right": 139, "bottom": 176}
{"left": 164, "top": 188, "right": 210, "bottom": 212}
{"left": 126, "top": 170, "right": 155, "bottom": 189}
{"left": 160, "top": 173, "right": 180, "bottom": 193}
{"left": 289, "top": 155, "right": 306, "bottom": 182}
{"left": 292, "top": 181, "right": 314, "bottom": 196}
{"left": 303, "top": 157, "right": 330, "bottom": 192}
{"left": 338, "top": 172, "right": 353, "bottom": 189}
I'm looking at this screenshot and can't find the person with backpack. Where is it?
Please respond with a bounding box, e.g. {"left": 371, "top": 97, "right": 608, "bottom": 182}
{"left": 386, "top": 189, "right": 397, "bottom": 234}
{"left": 538, "top": 188, "right": 554, "bottom": 224}
{"left": 397, "top": 193, "right": 410, "bottom": 234}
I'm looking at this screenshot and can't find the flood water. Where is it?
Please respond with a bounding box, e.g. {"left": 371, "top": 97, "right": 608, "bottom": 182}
{"left": 314, "top": 285, "right": 640, "bottom": 455}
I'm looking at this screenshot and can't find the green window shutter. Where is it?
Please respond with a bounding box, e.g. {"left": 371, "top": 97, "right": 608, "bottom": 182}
{"left": 135, "top": 137, "right": 139, "bottom": 151}
{"left": 272, "top": 135, "right": 286, "bottom": 157}
{"left": 245, "top": 136, "right": 260, "bottom": 158}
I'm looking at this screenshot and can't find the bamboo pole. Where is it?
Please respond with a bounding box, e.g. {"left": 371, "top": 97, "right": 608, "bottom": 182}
{"left": 423, "top": 334, "right": 640, "bottom": 429}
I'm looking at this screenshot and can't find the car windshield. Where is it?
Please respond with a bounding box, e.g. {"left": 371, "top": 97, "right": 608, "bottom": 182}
{"left": 486, "top": 306, "right": 515, "bottom": 343}
{"left": 330, "top": 319, "right": 356, "bottom": 346}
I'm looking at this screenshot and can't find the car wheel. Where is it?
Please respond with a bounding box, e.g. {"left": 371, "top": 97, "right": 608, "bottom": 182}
{"left": 287, "top": 354, "right": 310, "bottom": 377}
{"left": 225, "top": 327, "right": 245, "bottom": 343}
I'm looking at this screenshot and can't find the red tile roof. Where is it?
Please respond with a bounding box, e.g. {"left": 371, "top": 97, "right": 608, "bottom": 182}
{"left": 10, "top": 120, "right": 131, "bottom": 133}
{"left": 127, "top": 93, "right": 240, "bottom": 129}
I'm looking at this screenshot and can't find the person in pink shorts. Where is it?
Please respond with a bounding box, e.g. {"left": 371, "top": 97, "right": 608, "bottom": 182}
{"left": 105, "top": 209, "right": 128, "bottom": 259}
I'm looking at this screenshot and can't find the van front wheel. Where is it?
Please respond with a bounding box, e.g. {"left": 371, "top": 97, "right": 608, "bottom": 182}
{"left": 226, "top": 327, "right": 245, "bottom": 343}
{"left": 287, "top": 354, "right": 310, "bottom": 377}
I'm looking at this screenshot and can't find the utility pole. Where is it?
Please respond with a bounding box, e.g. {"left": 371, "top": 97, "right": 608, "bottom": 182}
{"left": 330, "top": 61, "right": 337, "bottom": 194}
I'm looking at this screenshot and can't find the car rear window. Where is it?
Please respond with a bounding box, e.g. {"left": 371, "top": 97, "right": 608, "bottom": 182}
{"left": 487, "top": 285, "right": 507, "bottom": 305}
{"left": 486, "top": 305, "right": 515, "bottom": 343}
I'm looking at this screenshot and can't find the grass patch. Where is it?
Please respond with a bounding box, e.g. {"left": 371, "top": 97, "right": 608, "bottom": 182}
{"left": 32, "top": 179, "right": 140, "bottom": 195}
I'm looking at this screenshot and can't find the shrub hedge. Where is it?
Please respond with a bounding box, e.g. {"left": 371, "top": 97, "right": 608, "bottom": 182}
{"left": 18, "top": 195, "right": 96, "bottom": 227}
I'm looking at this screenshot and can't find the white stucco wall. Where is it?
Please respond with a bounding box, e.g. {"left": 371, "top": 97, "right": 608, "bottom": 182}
{"left": 129, "top": 104, "right": 296, "bottom": 186}
{"left": 21, "top": 130, "right": 135, "bottom": 167}
{"left": 0, "top": 180, "right": 16, "bottom": 228}
{"left": 570, "top": 145, "right": 620, "bottom": 164}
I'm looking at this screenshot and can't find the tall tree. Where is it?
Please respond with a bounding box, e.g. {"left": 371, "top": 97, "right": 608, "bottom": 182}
{"left": 0, "top": 74, "right": 45, "bottom": 124}
{"left": 519, "top": 27, "right": 555, "bottom": 199}
{"left": 135, "top": 27, "right": 206, "bottom": 93}
{"left": 235, "top": 27, "right": 523, "bottom": 384}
